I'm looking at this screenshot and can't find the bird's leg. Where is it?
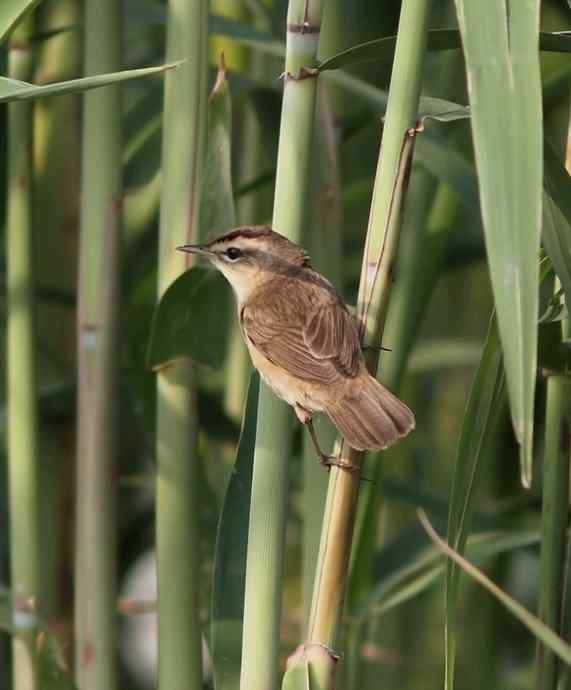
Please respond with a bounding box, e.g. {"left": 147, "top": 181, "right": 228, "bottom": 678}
{"left": 296, "top": 406, "right": 360, "bottom": 474}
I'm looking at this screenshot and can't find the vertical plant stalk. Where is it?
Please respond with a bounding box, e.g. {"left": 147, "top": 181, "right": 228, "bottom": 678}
{"left": 7, "top": 20, "right": 40, "bottom": 690}
{"left": 155, "top": 2, "right": 207, "bottom": 690}
{"left": 306, "top": 0, "right": 433, "bottom": 657}
{"left": 536, "top": 334, "right": 571, "bottom": 690}
{"left": 239, "top": 2, "right": 325, "bottom": 689}
{"left": 74, "top": 2, "right": 121, "bottom": 689}
{"left": 302, "top": 83, "right": 342, "bottom": 621}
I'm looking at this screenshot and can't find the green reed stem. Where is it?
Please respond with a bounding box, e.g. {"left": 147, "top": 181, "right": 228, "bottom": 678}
{"left": 74, "top": 2, "right": 121, "bottom": 689}
{"left": 7, "top": 20, "right": 39, "bottom": 690}
{"left": 307, "top": 0, "right": 433, "bottom": 657}
{"left": 239, "top": 2, "right": 325, "bottom": 689}
{"left": 155, "top": 2, "right": 207, "bottom": 690}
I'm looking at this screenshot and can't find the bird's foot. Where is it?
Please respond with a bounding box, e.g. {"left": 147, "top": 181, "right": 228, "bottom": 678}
{"left": 318, "top": 454, "right": 361, "bottom": 474}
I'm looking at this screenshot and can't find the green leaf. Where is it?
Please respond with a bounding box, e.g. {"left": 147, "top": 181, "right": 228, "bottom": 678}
{"left": 543, "top": 139, "right": 571, "bottom": 310}
{"left": 0, "top": 0, "right": 43, "bottom": 46}
{"left": 211, "top": 374, "right": 259, "bottom": 690}
{"left": 355, "top": 526, "right": 540, "bottom": 622}
{"left": 454, "top": 0, "right": 543, "bottom": 487}
{"left": 0, "top": 62, "right": 179, "bottom": 104}
{"left": 200, "top": 61, "right": 236, "bottom": 237}
{"left": 421, "top": 511, "right": 571, "bottom": 668}
{"left": 146, "top": 266, "right": 231, "bottom": 370}
{"left": 414, "top": 131, "right": 479, "bottom": 211}
{"left": 445, "top": 316, "right": 506, "bottom": 690}
{"left": 318, "top": 29, "right": 571, "bottom": 72}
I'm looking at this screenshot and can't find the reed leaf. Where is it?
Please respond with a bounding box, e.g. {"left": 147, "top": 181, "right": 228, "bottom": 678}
{"left": 0, "top": 63, "right": 179, "bottom": 103}
{"left": 421, "top": 511, "right": 571, "bottom": 667}
{"left": 444, "top": 317, "right": 506, "bottom": 690}
{"left": 317, "top": 29, "right": 571, "bottom": 71}
{"left": 0, "top": 0, "right": 43, "bottom": 45}
{"left": 453, "top": 0, "right": 543, "bottom": 487}
{"left": 211, "top": 374, "right": 259, "bottom": 690}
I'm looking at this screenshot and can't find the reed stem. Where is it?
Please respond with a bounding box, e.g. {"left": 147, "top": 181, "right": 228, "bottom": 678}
{"left": 239, "top": 2, "right": 325, "bottom": 688}
{"left": 7, "top": 19, "right": 39, "bottom": 690}
{"left": 155, "top": 2, "right": 208, "bottom": 689}
{"left": 307, "top": 0, "right": 433, "bottom": 656}
{"left": 74, "top": 2, "right": 121, "bottom": 689}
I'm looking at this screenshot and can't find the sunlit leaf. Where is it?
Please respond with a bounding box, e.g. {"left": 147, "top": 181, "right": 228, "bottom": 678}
{"left": 454, "top": 0, "right": 542, "bottom": 487}
{"left": 0, "top": 0, "right": 43, "bottom": 46}
{"left": 0, "top": 62, "right": 179, "bottom": 104}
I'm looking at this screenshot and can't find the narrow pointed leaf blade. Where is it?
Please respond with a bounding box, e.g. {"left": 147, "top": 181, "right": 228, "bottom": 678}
{"left": 445, "top": 317, "right": 505, "bottom": 690}
{"left": 200, "top": 61, "right": 236, "bottom": 237}
{"left": 0, "top": 63, "right": 179, "bottom": 104}
{"left": 454, "top": 0, "right": 542, "bottom": 487}
{"left": 422, "top": 512, "right": 571, "bottom": 667}
{"left": 211, "top": 374, "right": 259, "bottom": 690}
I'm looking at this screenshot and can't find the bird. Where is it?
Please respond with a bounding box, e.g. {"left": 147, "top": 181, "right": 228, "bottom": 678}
{"left": 177, "top": 225, "right": 415, "bottom": 469}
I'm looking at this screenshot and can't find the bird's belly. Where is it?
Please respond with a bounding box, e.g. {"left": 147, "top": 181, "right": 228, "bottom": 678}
{"left": 246, "top": 341, "right": 323, "bottom": 411}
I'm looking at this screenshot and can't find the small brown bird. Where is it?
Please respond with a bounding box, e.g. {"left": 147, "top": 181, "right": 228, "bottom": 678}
{"left": 178, "top": 226, "right": 414, "bottom": 468}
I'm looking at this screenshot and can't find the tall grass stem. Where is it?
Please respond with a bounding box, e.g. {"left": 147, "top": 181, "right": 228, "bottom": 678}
{"left": 74, "top": 2, "right": 121, "bottom": 688}
{"left": 7, "top": 19, "right": 40, "bottom": 690}
{"left": 155, "top": 2, "right": 208, "bottom": 689}
{"left": 239, "top": 1, "right": 325, "bottom": 688}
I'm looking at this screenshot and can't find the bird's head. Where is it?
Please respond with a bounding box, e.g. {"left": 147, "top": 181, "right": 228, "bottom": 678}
{"left": 177, "top": 225, "right": 310, "bottom": 302}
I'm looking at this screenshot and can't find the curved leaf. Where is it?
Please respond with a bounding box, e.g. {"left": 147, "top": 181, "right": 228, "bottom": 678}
{"left": 318, "top": 29, "right": 571, "bottom": 72}
{"left": 0, "top": 0, "right": 43, "bottom": 46}
{"left": 146, "top": 266, "right": 231, "bottom": 370}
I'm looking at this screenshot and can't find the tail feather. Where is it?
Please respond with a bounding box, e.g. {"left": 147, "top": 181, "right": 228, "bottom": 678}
{"left": 326, "top": 375, "right": 415, "bottom": 451}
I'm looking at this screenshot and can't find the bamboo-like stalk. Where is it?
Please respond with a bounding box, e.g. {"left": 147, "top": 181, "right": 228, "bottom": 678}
{"left": 7, "top": 19, "right": 40, "bottom": 690}
{"left": 239, "top": 2, "right": 325, "bottom": 688}
{"left": 307, "top": 0, "right": 433, "bottom": 656}
{"left": 33, "top": 0, "right": 82, "bottom": 662}
{"left": 536, "top": 319, "right": 571, "bottom": 690}
{"left": 302, "top": 82, "right": 341, "bottom": 622}
{"left": 155, "top": 2, "right": 207, "bottom": 690}
{"left": 74, "top": 2, "right": 121, "bottom": 689}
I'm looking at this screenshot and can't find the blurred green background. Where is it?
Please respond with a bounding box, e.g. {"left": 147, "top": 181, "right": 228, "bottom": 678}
{"left": 2, "top": 1, "right": 571, "bottom": 689}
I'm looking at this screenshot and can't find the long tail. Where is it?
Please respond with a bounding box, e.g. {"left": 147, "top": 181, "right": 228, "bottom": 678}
{"left": 325, "top": 374, "right": 415, "bottom": 451}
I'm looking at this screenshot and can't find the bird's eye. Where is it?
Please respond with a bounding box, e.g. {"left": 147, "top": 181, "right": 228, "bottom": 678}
{"left": 226, "top": 247, "right": 242, "bottom": 261}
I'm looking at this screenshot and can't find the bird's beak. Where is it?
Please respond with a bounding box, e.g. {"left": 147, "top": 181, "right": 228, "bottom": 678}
{"left": 176, "top": 244, "right": 213, "bottom": 256}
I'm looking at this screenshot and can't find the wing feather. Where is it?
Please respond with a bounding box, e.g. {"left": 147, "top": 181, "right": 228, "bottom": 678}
{"left": 241, "top": 280, "right": 361, "bottom": 384}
